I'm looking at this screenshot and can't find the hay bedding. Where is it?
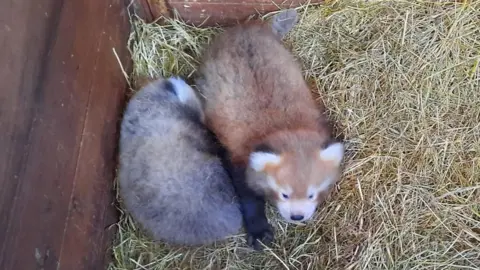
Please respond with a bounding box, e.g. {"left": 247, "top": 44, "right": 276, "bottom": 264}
{"left": 110, "top": 1, "right": 480, "bottom": 269}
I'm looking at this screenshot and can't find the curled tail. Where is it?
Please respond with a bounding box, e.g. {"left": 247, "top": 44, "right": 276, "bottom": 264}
{"left": 166, "top": 77, "right": 205, "bottom": 123}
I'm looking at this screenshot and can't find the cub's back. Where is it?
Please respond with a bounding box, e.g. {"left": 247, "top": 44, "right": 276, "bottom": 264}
{"left": 197, "top": 23, "right": 321, "bottom": 162}
{"left": 118, "top": 78, "right": 242, "bottom": 246}
{"left": 200, "top": 23, "right": 309, "bottom": 105}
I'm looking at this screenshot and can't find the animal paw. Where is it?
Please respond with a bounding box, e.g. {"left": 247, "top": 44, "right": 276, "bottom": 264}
{"left": 246, "top": 219, "right": 274, "bottom": 250}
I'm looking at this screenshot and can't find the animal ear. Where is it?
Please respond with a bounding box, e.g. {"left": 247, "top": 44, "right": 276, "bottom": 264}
{"left": 249, "top": 144, "right": 282, "bottom": 172}
{"left": 167, "top": 77, "right": 205, "bottom": 123}
{"left": 271, "top": 9, "right": 299, "bottom": 39}
{"left": 318, "top": 142, "right": 345, "bottom": 166}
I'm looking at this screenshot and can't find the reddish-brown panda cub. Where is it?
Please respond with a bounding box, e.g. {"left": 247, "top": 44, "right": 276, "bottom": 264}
{"left": 196, "top": 9, "right": 345, "bottom": 250}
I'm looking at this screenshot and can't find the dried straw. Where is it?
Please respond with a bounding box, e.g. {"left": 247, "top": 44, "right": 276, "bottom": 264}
{"left": 109, "top": 1, "right": 480, "bottom": 269}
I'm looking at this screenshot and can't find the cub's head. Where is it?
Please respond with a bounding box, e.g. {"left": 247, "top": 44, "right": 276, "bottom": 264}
{"left": 249, "top": 142, "right": 344, "bottom": 223}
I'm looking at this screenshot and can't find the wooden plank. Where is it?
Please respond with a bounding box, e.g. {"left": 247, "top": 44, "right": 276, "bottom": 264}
{"left": 126, "top": 0, "right": 154, "bottom": 22}
{"left": 0, "top": 0, "right": 130, "bottom": 269}
{"left": 144, "top": 0, "right": 323, "bottom": 26}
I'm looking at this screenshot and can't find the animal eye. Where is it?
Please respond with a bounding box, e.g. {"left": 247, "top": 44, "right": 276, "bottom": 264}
{"left": 282, "top": 193, "right": 289, "bottom": 199}
{"left": 308, "top": 194, "right": 314, "bottom": 199}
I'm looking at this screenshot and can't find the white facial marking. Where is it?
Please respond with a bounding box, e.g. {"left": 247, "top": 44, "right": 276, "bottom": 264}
{"left": 318, "top": 177, "right": 335, "bottom": 192}
{"left": 319, "top": 142, "right": 345, "bottom": 166}
{"left": 277, "top": 199, "right": 317, "bottom": 223}
{"left": 265, "top": 176, "right": 292, "bottom": 200}
{"left": 266, "top": 175, "right": 280, "bottom": 190}
{"left": 305, "top": 178, "right": 335, "bottom": 202}
{"left": 307, "top": 186, "right": 317, "bottom": 200}
{"left": 249, "top": 152, "right": 282, "bottom": 172}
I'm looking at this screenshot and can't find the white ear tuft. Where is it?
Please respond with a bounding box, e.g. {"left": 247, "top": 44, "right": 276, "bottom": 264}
{"left": 319, "top": 142, "right": 345, "bottom": 166}
{"left": 168, "top": 77, "right": 196, "bottom": 104}
{"left": 168, "top": 76, "right": 205, "bottom": 123}
{"left": 249, "top": 152, "right": 282, "bottom": 172}
{"left": 271, "top": 9, "right": 299, "bottom": 39}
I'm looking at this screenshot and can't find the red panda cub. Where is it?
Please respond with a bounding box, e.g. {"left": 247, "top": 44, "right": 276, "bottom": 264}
{"left": 118, "top": 77, "right": 242, "bottom": 246}
{"left": 195, "top": 9, "right": 345, "bottom": 250}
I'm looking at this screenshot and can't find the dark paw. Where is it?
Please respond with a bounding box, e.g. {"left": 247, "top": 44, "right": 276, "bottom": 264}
{"left": 246, "top": 221, "right": 274, "bottom": 250}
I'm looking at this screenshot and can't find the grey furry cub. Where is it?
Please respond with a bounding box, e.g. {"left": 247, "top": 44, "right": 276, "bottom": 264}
{"left": 118, "top": 77, "right": 242, "bottom": 246}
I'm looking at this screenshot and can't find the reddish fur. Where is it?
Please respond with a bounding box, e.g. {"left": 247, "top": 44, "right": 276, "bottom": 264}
{"left": 197, "top": 19, "right": 339, "bottom": 201}
{"left": 263, "top": 151, "right": 338, "bottom": 201}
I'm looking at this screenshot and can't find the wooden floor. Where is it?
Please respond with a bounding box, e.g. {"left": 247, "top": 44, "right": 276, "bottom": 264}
{"left": 0, "top": 0, "right": 130, "bottom": 269}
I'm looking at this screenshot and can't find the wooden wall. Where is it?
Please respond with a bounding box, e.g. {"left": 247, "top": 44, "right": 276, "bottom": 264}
{"left": 0, "top": 0, "right": 322, "bottom": 269}
{"left": 0, "top": 0, "right": 131, "bottom": 269}
{"left": 129, "top": 0, "right": 323, "bottom": 26}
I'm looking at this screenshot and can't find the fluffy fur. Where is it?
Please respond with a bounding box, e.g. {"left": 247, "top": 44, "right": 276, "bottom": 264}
{"left": 195, "top": 9, "right": 345, "bottom": 250}
{"left": 118, "top": 77, "right": 242, "bottom": 246}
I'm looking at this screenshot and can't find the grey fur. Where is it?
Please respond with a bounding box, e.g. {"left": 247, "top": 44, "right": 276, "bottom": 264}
{"left": 118, "top": 77, "right": 242, "bottom": 246}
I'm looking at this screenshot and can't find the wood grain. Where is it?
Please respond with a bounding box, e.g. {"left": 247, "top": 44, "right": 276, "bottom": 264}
{"left": 144, "top": 0, "right": 323, "bottom": 26}
{"left": 0, "top": 0, "right": 130, "bottom": 269}
{"left": 126, "top": 0, "right": 155, "bottom": 22}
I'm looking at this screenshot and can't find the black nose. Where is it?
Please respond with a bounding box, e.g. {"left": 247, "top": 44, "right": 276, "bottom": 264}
{"left": 290, "top": 215, "right": 304, "bottom": 221}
